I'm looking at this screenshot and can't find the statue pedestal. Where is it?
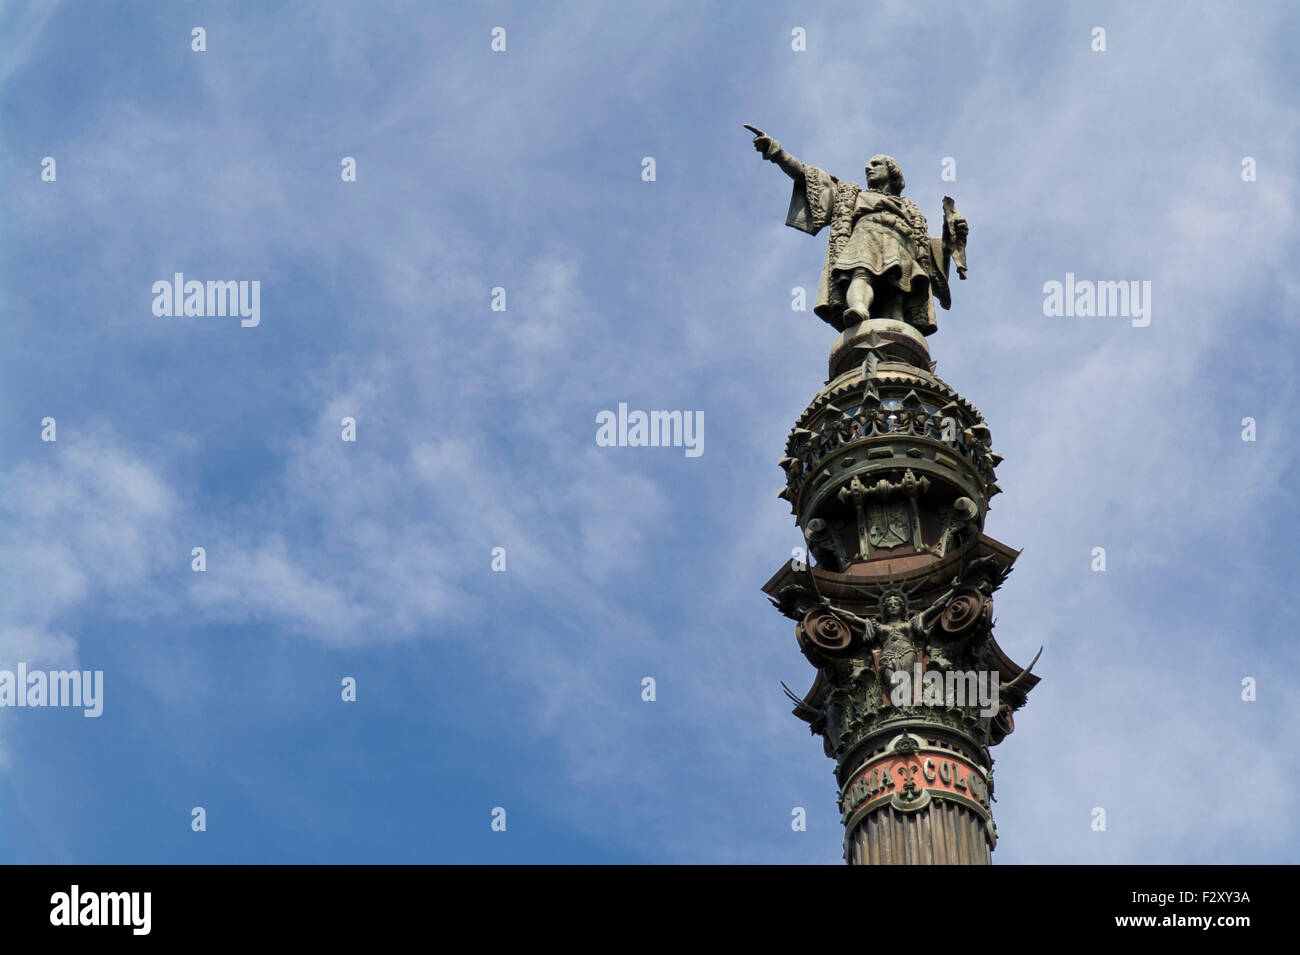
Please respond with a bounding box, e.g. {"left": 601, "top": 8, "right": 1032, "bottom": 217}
{"left": 829, "top": 319, "right": 931, "bottom": 378}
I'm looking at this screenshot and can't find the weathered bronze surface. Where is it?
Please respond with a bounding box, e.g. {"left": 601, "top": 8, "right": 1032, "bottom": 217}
{"left": 746, "top": 125, "right": 967, "bottom": 334}
{"left": 751, "top": 127, "right": 1036, "bottom": 864}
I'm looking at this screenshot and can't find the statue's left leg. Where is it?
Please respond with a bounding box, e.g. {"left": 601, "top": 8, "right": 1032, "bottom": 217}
{"left": 882, "top": 288, "right": 905, "bottom": 323}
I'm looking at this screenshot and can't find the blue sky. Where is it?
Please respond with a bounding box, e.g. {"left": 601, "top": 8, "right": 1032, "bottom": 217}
{"left": 1, "top": 1, "right": 1298, "bottom": 863}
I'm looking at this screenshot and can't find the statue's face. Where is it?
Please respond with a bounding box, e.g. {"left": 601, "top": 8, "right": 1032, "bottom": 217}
{"left": 866, "top": 156, "right": 892, "bottom": 190}
{"left": 884, "top": 595, "right": 904, "bottom": 618}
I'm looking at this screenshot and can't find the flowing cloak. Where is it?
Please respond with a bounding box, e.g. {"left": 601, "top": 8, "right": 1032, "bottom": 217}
{"left": 785, "top": 163, "right": 952, "bottom": 333}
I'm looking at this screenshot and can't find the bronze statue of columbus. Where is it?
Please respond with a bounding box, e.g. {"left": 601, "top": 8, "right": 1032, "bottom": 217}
{"left": 746, "top": 126, "right": 968, "bottom": 335}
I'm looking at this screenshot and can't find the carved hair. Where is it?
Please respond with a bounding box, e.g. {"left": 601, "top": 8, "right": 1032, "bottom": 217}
{"left": 867, "top": 154, "right": 905, "bottom": 195}
{"left": 878, "top": 589, "right": 909, "bottom": 616}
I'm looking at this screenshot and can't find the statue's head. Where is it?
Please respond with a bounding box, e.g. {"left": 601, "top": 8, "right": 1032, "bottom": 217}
{"left": 866, "top": 155, "right": 905, "bottom": 195}
{"left": 880, "top": 592, "right": 906, "bottom": 620}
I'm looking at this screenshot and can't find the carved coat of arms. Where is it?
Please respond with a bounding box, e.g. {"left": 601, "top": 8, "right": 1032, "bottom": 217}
{"left": 868, "top": 498, "right": 913, "bottom": 549}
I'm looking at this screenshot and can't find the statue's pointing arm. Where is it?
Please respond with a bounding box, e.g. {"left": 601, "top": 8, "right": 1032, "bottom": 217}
{"left": 746, "top": 125, "right": 804, "bottom": 181}
{"left": 746, "top": 126, "right": 835, "bottom": 237}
